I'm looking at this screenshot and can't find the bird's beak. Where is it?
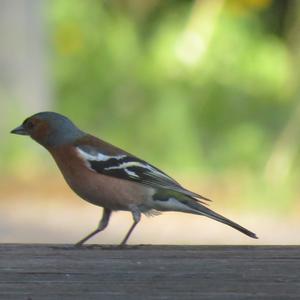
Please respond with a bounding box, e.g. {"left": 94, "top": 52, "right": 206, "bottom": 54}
{"left": 10, "top": 124, "right": 29, "bottom": 135}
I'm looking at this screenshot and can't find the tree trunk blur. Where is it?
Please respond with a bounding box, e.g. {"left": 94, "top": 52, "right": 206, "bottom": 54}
{"left": 0, "top": 0, "right": 51, "bottom": 117}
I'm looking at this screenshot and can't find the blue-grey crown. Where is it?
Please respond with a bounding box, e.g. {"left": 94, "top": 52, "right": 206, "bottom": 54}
{"left": 32, "top": 111, "right": 86, "bottom": 147}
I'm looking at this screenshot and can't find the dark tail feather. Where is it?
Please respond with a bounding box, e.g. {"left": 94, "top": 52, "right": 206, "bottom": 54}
{"left": 186, "top": 200, "right": 258, "bottom": 239}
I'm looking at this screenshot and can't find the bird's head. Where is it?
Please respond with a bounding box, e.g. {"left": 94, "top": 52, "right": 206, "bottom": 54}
{"left": 11, "top": 111, "right": 85, "bottom": 148}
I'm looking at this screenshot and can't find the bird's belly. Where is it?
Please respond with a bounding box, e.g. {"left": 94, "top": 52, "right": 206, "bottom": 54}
{"left": 65, "top": 169, "right": 150, "bottom": 211}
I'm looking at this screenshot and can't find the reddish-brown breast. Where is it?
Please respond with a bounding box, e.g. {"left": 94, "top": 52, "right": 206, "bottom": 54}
{"left": 49, "top": 144, "right": 150, "bottom": 211}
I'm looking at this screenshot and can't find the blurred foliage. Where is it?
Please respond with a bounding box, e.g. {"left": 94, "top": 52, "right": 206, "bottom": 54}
{"left": 49, "top": 0, "right": 295, "bottom": 167}
{"left": 3, "top": 0, "right": 300, "bottom": 212}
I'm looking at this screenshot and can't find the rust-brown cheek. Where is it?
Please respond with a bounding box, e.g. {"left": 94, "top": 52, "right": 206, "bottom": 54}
{"left": 30, "top": 122, "right": 51, "bottom": 147}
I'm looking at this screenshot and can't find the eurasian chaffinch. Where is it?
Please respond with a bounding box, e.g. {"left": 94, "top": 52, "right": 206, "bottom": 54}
{"left": 11, "top": 112, "right": 257, "bottom": 245}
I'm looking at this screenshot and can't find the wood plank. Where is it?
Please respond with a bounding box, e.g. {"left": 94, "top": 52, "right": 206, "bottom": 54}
{"left": 0, "top": 245, "right": 299, "bottom": 299}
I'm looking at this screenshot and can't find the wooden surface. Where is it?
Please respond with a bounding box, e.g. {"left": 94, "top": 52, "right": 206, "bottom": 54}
{"left": 0, "top": 245, "right": 300, "bottom": 300}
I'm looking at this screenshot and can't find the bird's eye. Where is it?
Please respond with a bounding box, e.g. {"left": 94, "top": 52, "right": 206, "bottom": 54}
{"left": 26, "top": 121, "right": 35, "bottom": 129}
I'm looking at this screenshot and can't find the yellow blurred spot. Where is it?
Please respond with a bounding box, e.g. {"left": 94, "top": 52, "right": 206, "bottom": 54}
{"left": 246, "top": 0, "right": 272, "bottom": 9}
{"left": 227, "top": 0, "right": 272, "bottom": 14}
{"left": 54, "top": 23, "right": 84, "bottom": 55}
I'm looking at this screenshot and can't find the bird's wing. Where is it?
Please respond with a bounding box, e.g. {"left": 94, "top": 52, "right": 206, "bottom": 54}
{"left": 76, "top": 144, "right": 210, "bottom": 202}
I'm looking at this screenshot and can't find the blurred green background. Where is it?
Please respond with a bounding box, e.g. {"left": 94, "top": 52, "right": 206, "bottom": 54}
{"left": 1, "top": 0, "right": 300, "bottom": 244}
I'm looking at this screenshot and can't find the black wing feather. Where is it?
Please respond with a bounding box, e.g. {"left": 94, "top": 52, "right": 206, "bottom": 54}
{"left": 78, "top": 146, "right": 211, "bottom": 202}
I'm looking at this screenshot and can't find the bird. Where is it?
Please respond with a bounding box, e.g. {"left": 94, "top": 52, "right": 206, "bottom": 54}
{"left": 11, "top": 111, "right": 257, "bottom": 246}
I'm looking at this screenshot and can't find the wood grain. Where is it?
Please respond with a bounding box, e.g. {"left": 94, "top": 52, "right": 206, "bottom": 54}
{"left": 0, "top": 245, "right": 299, "bottom": 299}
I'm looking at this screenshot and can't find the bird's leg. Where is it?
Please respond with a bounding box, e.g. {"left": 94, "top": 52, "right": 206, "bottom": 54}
{"left": 75, "top": 208, "right": 112, "bottom": 246}
{"left": 120, "top": 209, "right": 141, "bottom": 246}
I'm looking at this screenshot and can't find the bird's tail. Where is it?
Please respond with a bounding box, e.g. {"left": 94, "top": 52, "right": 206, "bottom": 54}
{"left": 182, "top": 198, "right": 258, "bottom": 239}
